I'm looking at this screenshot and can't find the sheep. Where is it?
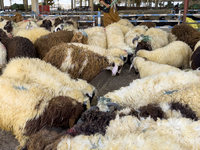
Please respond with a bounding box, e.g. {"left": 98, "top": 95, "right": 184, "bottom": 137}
{"left": 83, "top": 26, "right": 105, "bottom": 36}
{"left": 139, "top": 22, "right": 156, "bottom": 28}
{"left": 54, "top": 17, "right": 64, "bottom": 27}
{"left": 194, "top": 40, "right": 200, "bottom": 51}
{"left": 24, "top": 116, "right": 200, "bottom": 150}
{"left": 0, "top": 41, "right": 7, "bottom": 71}
{"left": 2, "top": 12, "right": 24, "bottom": 23}
{"left": 190, "top": 41, "right": 200, "bottom": 70}
{"left": 116, "top": 19, "right": 135, "bottom": 35}
{"left": 105, "top": 25, "right": 134, "bottom": 54}
{"left": 39, "top": 19, "right": 52, "bottom": 31}
{"left": 2, "top": 58, "right": 96, "bottom": 106}
{"left": 53, "top": 23, "right": 77, "bottom": 32}
{"left": 100, "top": 70, "right": 200, "bottom": 110}
{"left": 69, "top": 43, "right": 128, "bottom": 61}
{"left": 136, "top": 41, "right": 192, "bottom": 69}
{"left": 0, "top": 76, "right": 84, "bottom": 148}
{"left": 43, "top": 43, "right": 124, "bottom": 82}
{"left": 34, "top": 30, "right": 74, "bottom": 59}
{"left": 171, "top": 24, "right": 200, "bottom": 50}
{"left": 3, "top": 21, "right": 51, "bottom": 44}
{"left": 131, "top": 57, "right": 181, "bottom": 78}
{"left": 190, "top": 47, "right": 200, "bottom": 70}
{"left": 70, "top": 30, "right": 88, "bottom": 44}
{"left": 135, "top": 27, "right": 169, "bottom": 53}
{"left": 125, "top": 25, "right": 148, "bottom": 49}
{"left": 87, "top": 31, "right": 107, "bottom": 49}
{"left": 0, "top": 29, "right": 37, "bottom": 62}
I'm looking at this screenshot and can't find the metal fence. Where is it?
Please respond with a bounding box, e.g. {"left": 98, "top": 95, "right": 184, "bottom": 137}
{"left": 0, "top": 9, "right": 200, "bottom": 28}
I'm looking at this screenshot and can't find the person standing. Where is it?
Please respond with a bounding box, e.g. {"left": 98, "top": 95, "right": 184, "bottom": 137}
{"left": 99, "top": 0, "right": 120, "bottom": 27}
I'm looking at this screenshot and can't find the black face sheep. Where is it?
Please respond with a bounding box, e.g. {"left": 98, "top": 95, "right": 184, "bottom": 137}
{"left": 190, "top": 46, "right": 200, "bottom": 70}
{"left": 0, "top": 28, "right": 37, "bottom": 62}
{"left": 43, "top": 43, "right": 124, "bottom": 82}
{"left": 171, "top": 24, "right": 200, "bottom": 50}
{"left": 0, "top": 76, "right": 84, "bottom": 148}
{"left": 39, "top": 19, "right": 52, "bottom": 31}
{"left": 54, "top": 17, "right": 64, "bottom": 27}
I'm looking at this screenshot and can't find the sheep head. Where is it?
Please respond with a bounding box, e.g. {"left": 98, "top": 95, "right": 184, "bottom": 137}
{"left": 4, "top": 21, "right": 13, "bottom": 33}
{"left": 54, "top": 17, "right": 64, "bottom": 27}
{"left": 135, "top": 35, "right": 152, "bottom": 54}
{"left": 40, "top": 19, "right": 52, "bottom": 31}
{"left": 70, "top": 31, "right": 88, "bottom": 44}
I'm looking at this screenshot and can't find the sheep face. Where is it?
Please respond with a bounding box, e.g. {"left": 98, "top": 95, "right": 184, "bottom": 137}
{"left": 70, "top": 31, "right": 88, "bottom": 44}
{"left": 135, "top": 40, "right": 152, "bottom": 54}
{"left": 4, "top": 21, "right": 13, "bottom": 33}
{"left": 40, "top": 19, "right": 52, "bottom": 31}
{"left": 54, "top": 17, "right": 64, "bottom": 27}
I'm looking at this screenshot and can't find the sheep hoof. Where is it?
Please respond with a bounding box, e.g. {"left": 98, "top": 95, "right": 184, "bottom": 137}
{"left": 107, "top": 102, "right": 121, "bottom": 111}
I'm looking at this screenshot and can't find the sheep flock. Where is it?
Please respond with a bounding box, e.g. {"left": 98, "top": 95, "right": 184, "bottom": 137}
{"left": 1, "top": 12, "right": 200, "bottom": 150}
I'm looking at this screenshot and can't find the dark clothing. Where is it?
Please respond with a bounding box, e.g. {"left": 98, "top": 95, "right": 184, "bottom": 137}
{"left": 103, "top": 0, "right": 111, "bottom": 13}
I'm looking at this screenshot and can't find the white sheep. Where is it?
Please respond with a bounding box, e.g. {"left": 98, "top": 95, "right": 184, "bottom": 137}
{"left": 0, "top": 42, "right": 7, "bottom": 71}
{"left": 69, "top": 43, "right": 128, "bottom": 61}
{"left": 0, "top": 76, "right": 84, "bottom": 148}
{"left": 136, "top": 27, "right": 169, "bottom": 52}
{"left": 131, "top": 57, "right": 181, "bottom": 78}
{"left": 83, "top": 26, "right": 107, "bottom": 49}
{"left": 53, "top": 116, "right": 200, "bottom": 149}
{"left": 136, "top": 41, "right": 192, "bottom": 69}
{"left": 100, "top": 70, "right": 200, "bottom": 109}
{"left": 4, "top": 21, "right": 50, "bottom": 44}
{"left": 87, "top": 31, "right": 107, "bottom": 49}
{"left": 125, "top": 25, "right": 148, "bottom": 49}
{"left": 106, "top": 25, "right": 134, "bottom": 54}
{"left": 2, "top": 58, "right": 96, "bottom": 105}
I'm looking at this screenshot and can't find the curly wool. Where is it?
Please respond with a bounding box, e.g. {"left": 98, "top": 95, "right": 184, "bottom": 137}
{"left": 171, "top": 24, "right": 200, "bottom": 50}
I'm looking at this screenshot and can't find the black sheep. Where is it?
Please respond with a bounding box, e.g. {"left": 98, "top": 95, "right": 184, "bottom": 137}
{"left": 0, "top": 29, "right": 37, "bottom": 62}
{"left": 190, "top": 46, "right": 200, "bottom": 70}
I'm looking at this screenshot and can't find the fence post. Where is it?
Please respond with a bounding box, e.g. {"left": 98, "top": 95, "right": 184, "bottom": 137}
{"left": 178, "top": 9, "right": 181, "bottom": 25}
{"left": 98, "top": 8, "right": 101, "bottom": 26}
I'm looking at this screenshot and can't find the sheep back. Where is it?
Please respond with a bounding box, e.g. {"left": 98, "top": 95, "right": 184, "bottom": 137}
{"left": 171, "top": 24, "right": 200, "bottom": 50}
{"left": 34, "top": 30, "right": 74, "bottom": 59}
{"left": 43, "top": 43, "right": 110, "bottom": 82}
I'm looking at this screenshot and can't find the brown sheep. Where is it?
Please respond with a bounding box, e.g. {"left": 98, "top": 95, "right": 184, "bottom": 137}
{"left": 139, "top": 22, "right": 156, "bottom": 28}
{"left": 43, "top": 43, "right": 123, "bottom": 82}
{"left": 2, "top": 12, "right": 24, "bottom": 23}
{"left": 0, "top": 29, "right": 37, "bottom": 61}
{"left": 34, "top": 30, "right": 87, "bottom": 59}
{"left": 171, "top": 24, "right": 200, "bottom": 50}
{"left": 34, "top": 30, "right": 74, "bottom": 59}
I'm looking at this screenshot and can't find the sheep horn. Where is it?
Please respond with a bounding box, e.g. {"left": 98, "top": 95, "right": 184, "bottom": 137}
{"left": 132, "top": 36, "right": 140, "bottom": 44}
{"left": 107, "top": 102, "right": 121, "bottom": 111}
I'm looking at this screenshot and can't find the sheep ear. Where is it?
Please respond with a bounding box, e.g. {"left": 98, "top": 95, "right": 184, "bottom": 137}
{"left": 129, "top": 61, "right": 134, "bottom": 72}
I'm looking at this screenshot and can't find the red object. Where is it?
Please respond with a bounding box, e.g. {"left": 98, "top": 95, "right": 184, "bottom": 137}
{"left": 39, "top": 5, "right": 50, "bottom": 14}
